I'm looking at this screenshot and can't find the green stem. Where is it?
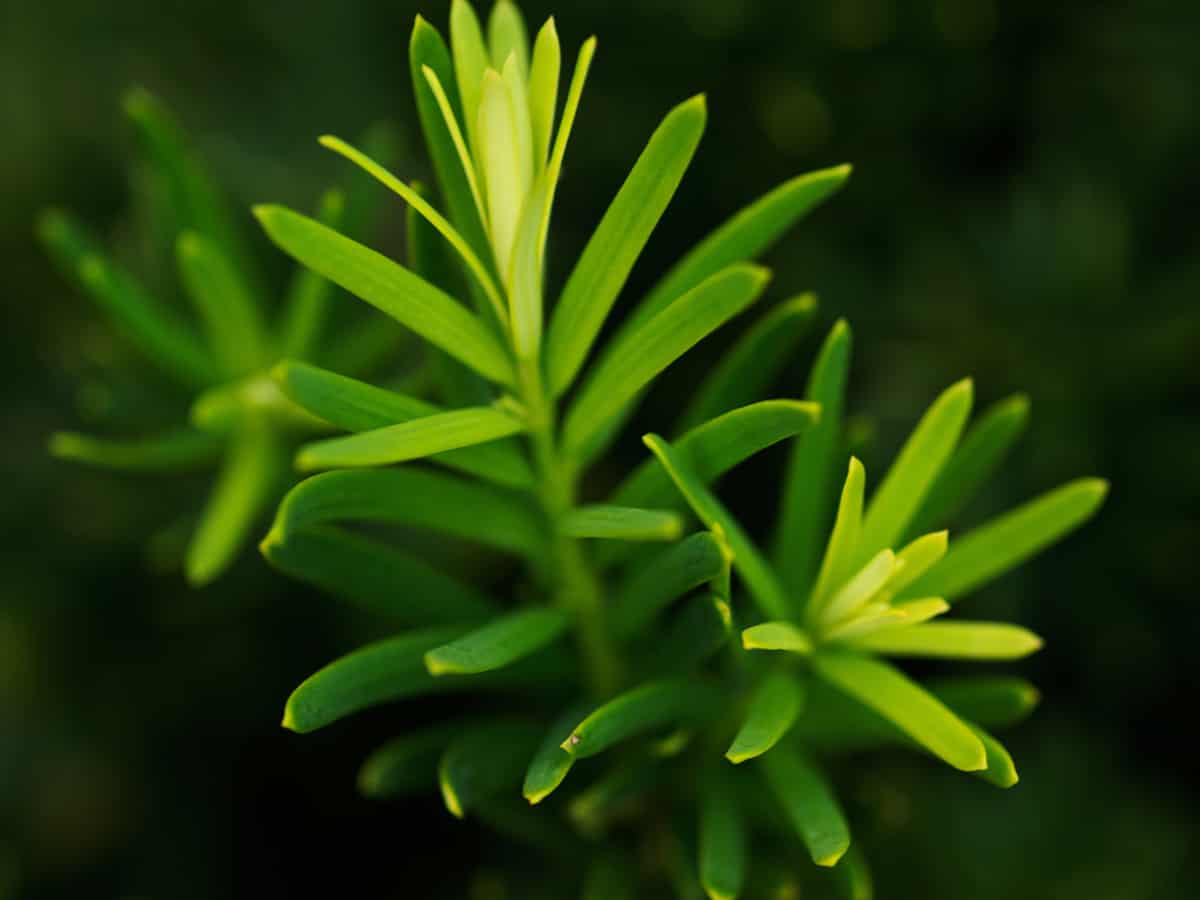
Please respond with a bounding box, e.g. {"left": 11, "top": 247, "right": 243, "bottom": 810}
{"left": 518, "top": 355, "right": 622, "bottom": 697}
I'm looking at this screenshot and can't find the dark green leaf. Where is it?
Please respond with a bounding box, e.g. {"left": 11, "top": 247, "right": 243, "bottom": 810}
{"left": 925, "top": 676, "right": 1040, "bottom": 728}
{"left": 726, "top": 672, "right": 805, "bottom": 764}
{"left": 759, "top": 746, "right": 850, "bottom": 867}
{"left": 358, "top": 720, "right": 466, "bottom": 797}
{"left": 611, "top": 532, "right": 728, "bottom": 639}
{"left": 562, "top": 678, "right": 714, "bottom": 759}
{"left": 560, "top": 505, "right": 684, "bottom": 542}
{"left": 699, "top": 772, "right": 746, "bottom": 900}
{"left": 438, "top": 720, "right": 542, "bottom": 818}
{"left": 522, "top": 700, "right": 594, "bottom": 805}
{"left": 279, "top": 189, "right": 345, "bottom": 360}
{"left": 48, "top": 428, "right": 222, "bottom": 471}
{"left": 425, "top": 608, "right": 569, "bottom": 675}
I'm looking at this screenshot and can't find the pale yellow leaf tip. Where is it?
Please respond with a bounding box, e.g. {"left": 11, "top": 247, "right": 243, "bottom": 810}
{"left": 815, "top": 842, "right": 850, "bottom": 868}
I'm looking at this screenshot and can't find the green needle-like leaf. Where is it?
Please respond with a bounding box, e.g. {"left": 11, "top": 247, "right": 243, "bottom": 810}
{"left": 855, "top": 379, "right": 973, "bottom": 565}
{"left": 410, "top": 15, "right": 491, "bottom": 259}
{"left": 741, "top": 622, "right": 813, "bottom": 655}
{"left": 809, "top": 457, "right": 866, "bottom": 615}
{"left": 926, "top": 676, "right": 1040, "bottom": 728}
{"left": 48, "top": 428, "right": 223, "bottom": 471}
{"left": 537, "top": 36, "right": 596, "bottom": 260}
{"left": 649, "top": 596, "right": 733, "bottom": 675}
{"left": 811, "top": 652, "right": 986, "bottom": 772}
{"left": 279, "top": 189, "right": 345, "bottom": 360}
{"left": 450, "top": 0, "right": 491, "bottom": 160}
{"left": 846, "top": 622, "right": 1043, "bottom": 660}
{"left": 528, "top": 18, "right": 560, "bottom": 169}
{"left": 439, "top": 720, "right": 542, "bottom": 819}
{"left": 561, "top": 678, "right": 713, "bottom": 759}
{"left": 479, "top": 68, "right": 525, "bottom": 271}
{"left": 624, "top": 165, "right": 851, "bottom": 334}
{"left": 295, "top": 406, "right": 525, "bottom": 471}
{"left": 644, "top": 434, "right": 791, "bottom": 619}
{"left": 176, "top": 231, "right": 267, "bottom": 377}
{"left": 488, "top": 0, "right": 530, "bottom": 74}
{"left": 832, "top": 845, "right": 874, "bottom": 900}
{"left": 561, "top": 505, "right": 684, "bottom": 542}
{"left": 420, "top": 66, "right": 489, "bottom": 232}
{"left": 267, "top": 469, "right": 545, "bottom": 556}
{"left": 611, "top": 532, "right": 728, "bottom": 638}
{"left": 273, "top": 361, "right": 533, "bottom": 488}
{"left": 775, "top": 320, "right": 852, "bottom": 596}
{"left": 545, "top": 95, "right": 708, "bottom": 395}
{"left": 523, "top": 701, "right": 594, "bottom": 805}
{"left": 563, "top": 264, "right": 769, "bottom": 455}
{"left": 358, "top": 720, "right": 466, "bottom": 797}
{"left": 185, "top": 418, "right": 281, "bottom": 586}
{"left": 726, "top": 672, "right": 805, "bottom": 764}
{"left": 508, "top": 172, "right": 549, "bottom": 359}
{"left": 37, "top": 211, "right": 219, "bottom": 387}
{"left": 759, "top": 746, "right": 850, "bottom": 867}
{"left": 283, "top": 626, "right": 467, "bottom": 732}
{"left": 254, "top": 204, "right": 514, "bottom": 385}
{"left": 676, "top": 294, "right": 819, "bottom": 433}
{"left": 967, "top": 721, "right": 1019, "bottom": 789}
{"left": 909, "top": 394, "right": 1031, "bottom": 536}
{"left": 699, "top": 773, "right": 746, "bottom": 900}
{"left": 260, "top": 525, "right": 495, "bottom": 624}
{"left": 425, "top": 608, "right": 569, "bottom": 675}
{"left": 882, "top": 530, "right": 949, "bottom": 600}
{"left": 818, "top": 549, "right": 895, "bottom": 627}
{"left": 901, "top": 478, "right": 1109, "bottom": 603}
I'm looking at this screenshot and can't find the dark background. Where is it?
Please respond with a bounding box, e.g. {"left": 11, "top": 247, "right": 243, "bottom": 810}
{"left": 2, "top": 0, "right": 1197, "bottom": 897}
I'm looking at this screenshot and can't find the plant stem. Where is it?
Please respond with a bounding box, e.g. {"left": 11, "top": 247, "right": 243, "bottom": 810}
{"left": 518, "top": 355, "right": 622, "bottom": 697}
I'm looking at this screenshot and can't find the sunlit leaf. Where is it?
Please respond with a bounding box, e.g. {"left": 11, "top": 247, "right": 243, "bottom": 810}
{"left": 611, "top": 532, "right": 727, "bottom": 638}
{"left": 966, "top": 721, "right": 1019, "bottom": 789}
{"left": 901, "top": 478, "right": 1109, "bottom": 603}
{"left": 775, "top": 320, "right": 852, "bottom": 596}
{"left": 528, "top": 18, "right": 561, "bottom": 170}
{"left": 759, "top": 746, "right": 850, "bottom": 867}
{"left": 562, "top": 264, "right": 768, "bottom": 456}
{"left": 425, "top": 607, "right": 569, "bottom": 675}
{"left": 644, "top": 434, "right": 791, "bottom": 619}
{"left": 741, "top": 622, "right": 813, "bottom": 655}
{"left": 561, "top": 678, "right": 713, "bottom": 759}
{"left": 254, "top": 204, "right": 513, "bottom": 384}
{"left": 478, "top": 68, "right": 525, "bottom": 271}
{"left": 560, "top": 505, "right": 684, "bottom": 542}
{"left": 676, "top": 294, "right": 819, "bottom": 433}
{"left": 266, "top": 469, "right": 545, "bottom": 557}
{"left": 855, "top": 379, "right": 973, "bottom": 565}
{"left": 260, "top": 525, "right": 495, "bottom": 623}
{"left": 439, "top": 720, "right": 542, "bottom": 818}
{"left": 699, "top": 772, "right": 746, "bottom": 900}
{"left": 545, "top": 95, "right": 707, "bottom": 395}
{"left": 847, "top": 622, "right": 1043, "bottom": 660}
{"left": 811, "top": 652, "right": 986, "bottom": 772}
{"left": 488, "top": 0, "right": 530, "bottom": 74}
{"left": 818, "top": 549, "right": 895, "bottom": 627}
{"left": 809, "top": 457, "right": 865, "bottom": 615}
{"left": 295, "top": 406, "right": 526, "bottom": 471}
{"left": 725, "top": 672, "right": 805, "bottom": 764}
{"left": 523, "top": 701, "right": 593, "bottom": 805}
{"left": 537, "top": 36, "right": 596, "bottom": 260}
{"left": 909, "top": 394, "right": 1030, "bottom": 536}
{"left": 48, "top": 428, "right": 222, "bottom": 471}
{"left": 881, "top": 530, "right": 948, "bottom": 601}
{"left": 449, "top": 0, "right": 491, "bottom": 160}
{"left": 508, "top": 172, "right": 549, "bottom": 359}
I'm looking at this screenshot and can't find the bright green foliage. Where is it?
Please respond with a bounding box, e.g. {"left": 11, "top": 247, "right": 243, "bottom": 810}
{"left": 46, "top": 3, "right": 1108, "bottom": 896}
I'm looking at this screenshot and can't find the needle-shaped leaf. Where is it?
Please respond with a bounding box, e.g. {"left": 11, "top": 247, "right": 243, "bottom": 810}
{"left": 425, "top": 607, "right": 569, "bottom": 675}
{"left": 676, "top": 294, "right": 819, "bottom": 433}
{"left": 523, "top": 701, "right": 594, "bottom": 804}
{"left": 832, "top": 845, "right": 874, "bottom": 900}
{"left": 741, "top": 622, "right": 813, "bottom": 655}
{"left": 966, "top": 721, "right": 1019, "bottom": 789}
{"left": 48, "top": 428, "right": 223, "bottom": 471}
{"left": 410, "top": 15, "right": 491, "bottom": 258}
{"left": 699, "top": 772, "right": 746, "bottom": 900}
{"left": 478, "top": 68, "right": 525, "bottom": 272}
{"left": 488, "top": 0, "right": 530, "bottom": 74}
{"left": 273, "top": 361, "right": 533, "bottom": 488}
{"left": 623, "top": 165, "right": 852, "bottom": 335}
{"left": 439, "top": 720, "right": 542, "bottom": 818}
{"left": 563, "top": 264, "right": 769, "bottom": 456}
{"left": 260, "top": 525, "right": 495, "bottom": 623}
{"left": 775, "top": 320, "right": 852, "bottom": 596}
{"left": 909, "top": 394, "right": 1031, "bottom": 536}
{"left": 818, "top": 549, "right": 895, "bottom": 627}
{"left": 537, "top": 36, "right": 596, "bottom": 260}
{"left": 881, "top": 530, "right": 948, "bottom": 601}
{"left": 900, "top": 478, "right": 1109, "bottom": 603}
{"left": 450, "top": 0, "right": 491, "bottom": 159}
{"left": 528, "top": 18, "right": 560, "bottom": 170}
{"left": 644, "top": 434, "right": 792, "bottom": 619}
{"left": 759, "top": 746, "right": 850, "bottom": 867}
{"left": 855, "top": 379, "right": 973, "bottom": 565}
{"left": 37, "top": 211, "right": 219, "bottom": 387}
{"left": 648, "top": 596, "right": 733, "bottom": 676}
{"left": 295, "top": 406, "right": 525, "bottom": 471}
{"left": 821, "top": 603, "right": 909, "bottom": 642}
{"left": 419, "top": 67, "right": 489, "bottom": 231}
{"left": 508, "top": 172, "right": 549, "bottom": 359}
{"left": 846, "top": 622, "right": 1043, "bottom": 660}
{"left": 561, "top": 505, "right": 684, "bottom": 542}
{"left": 545, "top": 95, "right": 708, "bottom": 395}
{"left": 809, "top": 457, "right": 866, "bottom": 615}
{"left": 254, "top": 204, "right": 513, "bottom": 384}
{"left": 925, "top": 676, "right": 1040, "bottom": 728}
{"left": 561, "top": 678, "right": 713, "bottom": 759}
{"left": 266, "top": 469, "right": 545, "bottom": 556}
{"left": 811, "top": 652, "right": 986, "bottom": 771}
{"left": 123, "top": 87, "right": 261, "bottom": 295}
{"left": 176, "top": 231, "right": 267, "bottom": 377}
{"left": 502, "top": 53, "right": 535, "bottom": 192}
{"left": 726, "top": 672, "right": 805, "bottom": 764}
{"left": 611, "top": 532, "right": 728, "bottom": 638}
{"left": 278, "top": 189, "right": 345, "bottom": 360}
{"left": 316, "top": 137, "right": 508, "bottom": 322}
{"left": 185, "top": 418, "right": 282, "bottom": 585}
{"left": 358, "top": 720, "right": 466, "bottom": 797}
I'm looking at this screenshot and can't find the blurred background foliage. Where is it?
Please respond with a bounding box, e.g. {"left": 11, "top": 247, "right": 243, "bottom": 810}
{"left": 2, "top": 0, "right": 1197, "bottom": 897}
